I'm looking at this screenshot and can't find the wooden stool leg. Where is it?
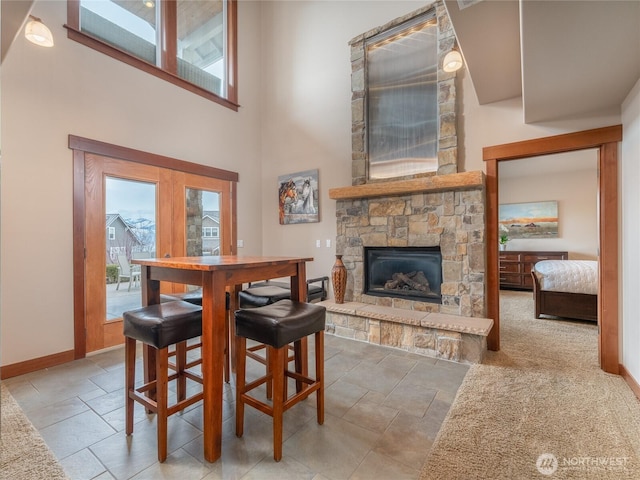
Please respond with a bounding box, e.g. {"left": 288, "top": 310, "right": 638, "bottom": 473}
{"left": 294, "top": 337, "right": 309, "bottom": 393}
{"left": 224, "top": 311, "right": 230, "bottom": 383}
{"left": 266, "top": 348, "right": 273, "bottom": 399}
{"left": 315, "top": 331, "right": 324, "bottom": 425}
{"left": 271, "top": 345, "right": 286, "bottom": 462}
{"left": 125, "top": 337, "right": 137, "bottom": 435}
{"left": 143, "top": 344, "right": 157, "bottom": 413}
{"left": 235, "top": 335, "right": 247, "bottom": 438}
{"left": 157, "top": 348, "right": 169, "bottom": 462}
{"left": 175, "top": 341, "right": 187, "bottom": 402}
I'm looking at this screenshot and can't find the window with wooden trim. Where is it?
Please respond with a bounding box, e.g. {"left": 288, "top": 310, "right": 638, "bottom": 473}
{"left": 66, "top": 0, "right": 238, "bottom": 110}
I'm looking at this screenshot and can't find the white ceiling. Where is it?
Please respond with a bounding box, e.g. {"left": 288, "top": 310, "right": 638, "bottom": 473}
{"left": 444, "top": 0, "right": 640, "bottom": 123}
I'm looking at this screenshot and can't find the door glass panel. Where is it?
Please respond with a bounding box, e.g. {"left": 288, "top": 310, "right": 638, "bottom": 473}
{"left": 186, "top": 188, "right": 220, "bottom": 256}
{"left": 105, "top": 177, "right": 156, "bottom": 321}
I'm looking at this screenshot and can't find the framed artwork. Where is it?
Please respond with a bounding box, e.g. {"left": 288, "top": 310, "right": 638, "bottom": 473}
{"left": 278, "top": 169, "right": 319, "bottom": 225}
{"left": 499, "top": 201, "right": 558, "bottom": 239}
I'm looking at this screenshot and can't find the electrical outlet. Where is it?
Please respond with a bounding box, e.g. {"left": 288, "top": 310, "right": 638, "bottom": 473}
{"left": 326, "top": 239, "right": 331, "bottom": 248}
{"left": 237, "top": 239, "right": 244, "bottom": 248}
{"left": 316, "top": 240, "right": 321, "bottom": 248}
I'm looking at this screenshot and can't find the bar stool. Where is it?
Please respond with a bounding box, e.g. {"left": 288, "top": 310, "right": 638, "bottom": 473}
{"left": 161, "top": 289, "right": 232, "bottom": 383}
{"left": 124, "top": 300, "right": 204, "bottom": 462}
{"left": 234, "top": 299, "right": 326, "bottom": 461}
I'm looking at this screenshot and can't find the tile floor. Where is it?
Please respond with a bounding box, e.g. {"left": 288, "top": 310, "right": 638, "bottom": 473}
{"left": 4, "top": 334, "right": 469, "bottom": 480}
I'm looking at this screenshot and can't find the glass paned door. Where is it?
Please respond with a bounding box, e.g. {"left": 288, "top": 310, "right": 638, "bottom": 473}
{"left": 84, "top": 158, "right": 233, "bottom": 353}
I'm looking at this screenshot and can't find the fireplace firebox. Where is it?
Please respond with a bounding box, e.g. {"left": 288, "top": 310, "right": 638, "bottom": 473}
{"left": 364, "top": 246, "right": 442, "bottom": 303}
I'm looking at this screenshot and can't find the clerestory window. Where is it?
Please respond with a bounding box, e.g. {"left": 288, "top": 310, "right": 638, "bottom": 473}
{"left": 66, "top": 0, "right": 238, "bottom": 110}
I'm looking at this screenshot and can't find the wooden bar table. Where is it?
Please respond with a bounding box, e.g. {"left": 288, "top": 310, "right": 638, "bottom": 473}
{"left": 132, "top": 255, "right": 312, "bottom": 463}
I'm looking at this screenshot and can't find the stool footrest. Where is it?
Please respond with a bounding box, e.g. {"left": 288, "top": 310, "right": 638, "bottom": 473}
{"left": 167, "top": 393, "right": 204, "bottom": 416}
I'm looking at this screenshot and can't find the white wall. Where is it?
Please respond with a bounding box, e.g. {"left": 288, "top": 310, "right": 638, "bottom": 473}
{"left": 498, "top": 155, "right": 598, "bottom": 259}
{"left": 0, "top": 0, "right": 264, "bottom": 366}
{"left": 621, "top": 77, "right": 640, "bottom": 384}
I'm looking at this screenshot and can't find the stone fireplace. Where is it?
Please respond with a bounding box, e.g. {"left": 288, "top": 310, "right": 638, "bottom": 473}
{"left": 322, "top": 2, "right": 493, "bottom": 363}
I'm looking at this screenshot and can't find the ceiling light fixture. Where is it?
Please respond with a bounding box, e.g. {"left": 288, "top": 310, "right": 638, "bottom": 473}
{"left": 443, "top": 49, "right": 463, "bottom": 73}
{"left": 143, "top": 0, "right": 155, "bottom": 8}
{"left": 25, "top": 15, "right": 54, "bottom": 47}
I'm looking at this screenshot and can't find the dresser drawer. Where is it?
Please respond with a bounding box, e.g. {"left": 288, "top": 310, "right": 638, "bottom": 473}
{"left": 499, "top": 253, "right": 521, "bottom": 262}
{"left": 523, "top": 253, "right": 565, "bottom": 263}
{"left": 499, "top": 263, "right": 520, "bottom": 273}
{"left": 499, "top": 274, "right": 521, "bottom": 286}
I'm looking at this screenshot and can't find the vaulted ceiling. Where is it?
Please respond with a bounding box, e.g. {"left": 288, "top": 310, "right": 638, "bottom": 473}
{"left": 444, "top": 0, "right": 640, "bottom": 123}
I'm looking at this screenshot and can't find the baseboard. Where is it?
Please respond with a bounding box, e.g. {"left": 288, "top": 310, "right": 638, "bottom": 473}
{"left": 1, "top": 350, "right": 75, "bottom": 379}
{"left": 619, "top": 364, "right": 640, "bottom": 401}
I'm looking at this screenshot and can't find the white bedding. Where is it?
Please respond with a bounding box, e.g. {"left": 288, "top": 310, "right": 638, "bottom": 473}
{"left": 533, "top": 260, "right": 598, "bottom": 295}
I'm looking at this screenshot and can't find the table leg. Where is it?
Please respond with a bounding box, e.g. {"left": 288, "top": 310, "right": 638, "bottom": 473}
{"left": 291, "top": 262, "right": 309, "bottom": 392}
{"left": 201, "top": 271, "right": 226, "bottom": 463}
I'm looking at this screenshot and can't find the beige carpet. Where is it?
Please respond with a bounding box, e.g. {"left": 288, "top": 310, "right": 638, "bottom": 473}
{"left": 1, "top": 382, "right": 69, "bottom": 479}
{"left": 420, "top": 290, "right": 640, "bottom": 479}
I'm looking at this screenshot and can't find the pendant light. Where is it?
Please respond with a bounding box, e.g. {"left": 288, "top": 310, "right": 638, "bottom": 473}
{"left": 25, "top": 15, "right": 54, "bottom": 48}
{"left": 443, "top": 49, "right": 463, "bottom": 73}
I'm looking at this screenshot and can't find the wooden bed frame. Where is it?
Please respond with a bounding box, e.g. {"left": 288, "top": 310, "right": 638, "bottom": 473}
{"left": 531, "top": 271, "right": 597, "bottom": 322}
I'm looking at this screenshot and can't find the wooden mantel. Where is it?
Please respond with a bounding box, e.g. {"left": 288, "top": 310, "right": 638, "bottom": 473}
{"left": 328, "top": 171, "right": 485, "bottom": 200}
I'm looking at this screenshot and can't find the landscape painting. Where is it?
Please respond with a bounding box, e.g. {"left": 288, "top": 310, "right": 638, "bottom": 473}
{"left": 499, "top": 201, "right": 558, "bottom": 239}
{"left": 278, "top": 169, "right": 319, "bottom": 225}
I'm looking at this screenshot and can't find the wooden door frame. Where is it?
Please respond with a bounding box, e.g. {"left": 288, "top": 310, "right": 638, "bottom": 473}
{"left": 70, "top": 135, "right": 239, "bottom": 359}
{"left": 483, "top": 125, "right": 622, "bottom": 374}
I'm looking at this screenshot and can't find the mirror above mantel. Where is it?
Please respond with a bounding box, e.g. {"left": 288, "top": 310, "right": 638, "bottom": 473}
{"left": 349, "top": 0, "right": 461, "bottom": 187}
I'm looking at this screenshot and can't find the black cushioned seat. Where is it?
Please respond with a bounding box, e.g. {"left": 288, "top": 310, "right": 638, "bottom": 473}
{"left": 123, "top": 300, "right": 202, "bottom": 349}
{"left": 238, "top": 277, "right": 327, "bottom": 308}
{"left": 238, "top": 285, "right": 291, "bottom": 308}
{"left": 235, "top": 299, "right": 326, "bottom": 348}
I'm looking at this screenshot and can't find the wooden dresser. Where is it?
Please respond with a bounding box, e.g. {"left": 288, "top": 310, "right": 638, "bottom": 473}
{"left": 499, "top": 250, "right": 568, "bottom": 290}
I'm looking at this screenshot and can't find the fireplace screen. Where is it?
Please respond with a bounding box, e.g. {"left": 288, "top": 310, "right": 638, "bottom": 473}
{"left": 364, "top": 247, "right": 442, "bottom": 303}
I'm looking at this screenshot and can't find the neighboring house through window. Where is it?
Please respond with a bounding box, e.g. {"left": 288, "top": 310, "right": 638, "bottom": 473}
{"left": 66, "top": 0, "right": 238, "bottom": 110}
{"left": 203, "top": 226, "right": 219, "bottom": 238}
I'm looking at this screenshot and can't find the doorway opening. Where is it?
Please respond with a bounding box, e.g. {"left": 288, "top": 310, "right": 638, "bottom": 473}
{"left": 483, "top": 125, "right": 622, "bottom": 374}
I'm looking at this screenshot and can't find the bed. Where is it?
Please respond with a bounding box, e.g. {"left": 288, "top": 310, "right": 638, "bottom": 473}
{"left": 531, "top": 260, "right": 598, "bottom": 322}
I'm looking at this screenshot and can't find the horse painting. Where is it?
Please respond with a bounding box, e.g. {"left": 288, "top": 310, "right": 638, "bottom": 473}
{"left": 278, "top": 179, "right": 298, "bottom": 224}
{"left": 277, "top": 169, "right": 319, "bottom": 224}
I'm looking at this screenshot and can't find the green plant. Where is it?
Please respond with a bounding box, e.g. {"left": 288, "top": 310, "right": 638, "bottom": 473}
{"left": 499, "top": 224, "right": 509, "bottom": 245}
{"left": 106, "top": 264, "right": 119, "bottom": 284}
